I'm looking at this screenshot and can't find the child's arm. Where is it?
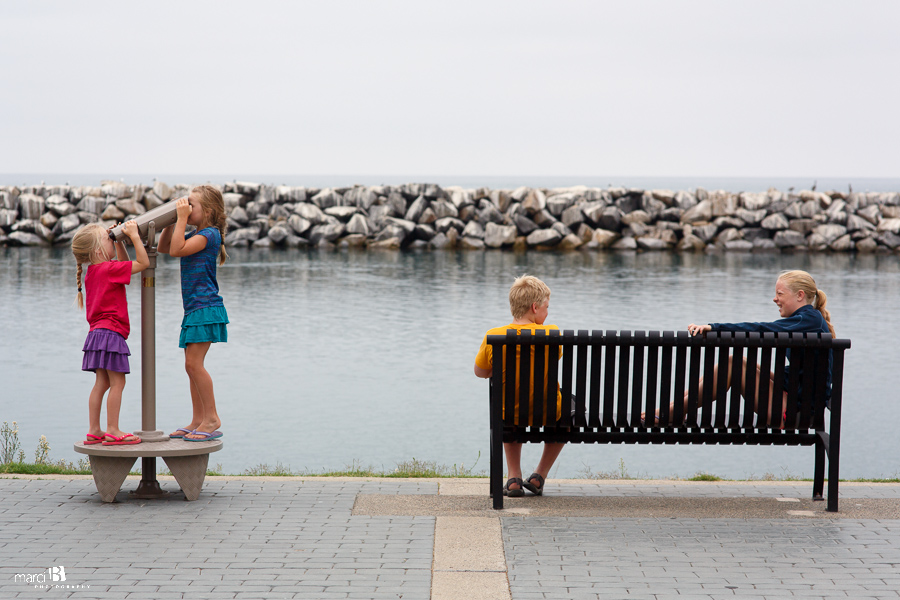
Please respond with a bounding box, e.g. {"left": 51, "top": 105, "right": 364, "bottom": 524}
{"left": 123, "top": 221, "right": 150, "bottom": 274}
{"left": 166, "top": 197, "right": 208, "bottom": 257}
{"left": 474, "top": 364, "right": 492, "bottom": 378}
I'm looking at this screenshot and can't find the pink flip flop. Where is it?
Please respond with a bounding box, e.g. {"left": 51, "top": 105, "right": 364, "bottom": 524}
{"left": 102, "top": 433, "right": 142, "bottom": 445}
{"left": 84, "top": 433, "right": 105, "bottom": 445}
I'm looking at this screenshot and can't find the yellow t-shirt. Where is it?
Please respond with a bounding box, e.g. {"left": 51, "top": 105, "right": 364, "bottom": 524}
{"left": 475, "top": 323, "right": 563, "bottom": 425}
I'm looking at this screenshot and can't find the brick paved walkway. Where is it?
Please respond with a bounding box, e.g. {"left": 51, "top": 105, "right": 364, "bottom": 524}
{"left": 1, "top": 477, "right": 898, "bottom": 599}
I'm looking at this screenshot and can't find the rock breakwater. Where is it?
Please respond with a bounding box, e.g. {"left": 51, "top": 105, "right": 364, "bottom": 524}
{"left": 2, "top": 180, "right": 900, "bottom": 253}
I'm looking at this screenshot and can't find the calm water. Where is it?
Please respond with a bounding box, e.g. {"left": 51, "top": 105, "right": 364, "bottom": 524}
{"left": 1, "top": 247, "right": 898, "bottom": 480}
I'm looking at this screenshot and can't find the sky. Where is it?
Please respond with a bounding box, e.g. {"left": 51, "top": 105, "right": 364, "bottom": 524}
{"left": 2, "top": 1, "right": 899, "bottom": 179}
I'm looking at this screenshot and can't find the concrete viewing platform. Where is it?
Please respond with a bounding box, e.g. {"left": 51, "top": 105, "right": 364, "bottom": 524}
{"left": 2, "top": 476, "right": 900, "bottom": 599}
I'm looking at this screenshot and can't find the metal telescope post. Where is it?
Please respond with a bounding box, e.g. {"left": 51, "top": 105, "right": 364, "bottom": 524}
{"left": 130, "top": 221, "right": 169, "bottom": 499}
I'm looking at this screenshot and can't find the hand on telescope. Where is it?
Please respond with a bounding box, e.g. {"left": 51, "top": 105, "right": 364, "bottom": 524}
{"left": 123, "top": 220, "right": 141, "bottom": 242}
{"left": 175, "top": 197, "right": 191, "bottom": 221}
{"left": 687, "top": 323, "right": 711, "bottom": 337}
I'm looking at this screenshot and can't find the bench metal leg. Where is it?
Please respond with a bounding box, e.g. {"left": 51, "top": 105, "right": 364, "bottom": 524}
{"left": 88, "top": 456, "right": 137, "bottom": 502}
{"left": 490, "top": 427, "right": 503, "bottom": 510}
{"left": 812, "top": 441, "right": 825, "bottom": 501}
{"left": 163, "top": 454, "right": 210, "bottom": 501}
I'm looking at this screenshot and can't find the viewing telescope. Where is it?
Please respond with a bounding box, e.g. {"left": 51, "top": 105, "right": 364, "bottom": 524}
{"left": 108, "top": 198, "right": 181, "bottom": 242}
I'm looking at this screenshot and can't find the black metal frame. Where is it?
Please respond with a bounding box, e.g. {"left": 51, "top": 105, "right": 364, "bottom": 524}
{"left": 488, "top": 329, "right": 850, "bottom": 511}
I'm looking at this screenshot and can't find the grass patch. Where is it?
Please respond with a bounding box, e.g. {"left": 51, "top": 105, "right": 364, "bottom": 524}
{"left": 232, "top": 454, "right": 486, "bottom": 478}
{"left": 688, "top": 472, "right": 722, "bottom": 482}
{"left": 1, "top": 461, "right": 92, "bottom": 475}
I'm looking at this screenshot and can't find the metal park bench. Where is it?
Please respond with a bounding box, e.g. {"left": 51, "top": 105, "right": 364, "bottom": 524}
{"left": 487, "top": 329, "right": 850, "bottom": 511}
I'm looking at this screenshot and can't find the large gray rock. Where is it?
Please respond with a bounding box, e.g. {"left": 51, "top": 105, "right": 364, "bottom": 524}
{"left": 597, "top": 206, "right": 624, "bottom": 231}
{"left": 526, "top": 228, "right": 562, "bottom": 247}
{"left": 294, "top": 202, "right": 327, "bottom": 225}
{"left": 521, "top": 189, "right": 546, "bottom": 214}
{"left": 308, "top": 223, "right": 346, "bottom": 244}
{"left": 384, "top": 217, "right": 417, "bottom": 235}
{"left": 592, "top": 228, "right": 620, "bottom": 248}
{"left": 490, "top": 189, "right": 512, "bottom": 213}
{"left": 346, "top": 213, "right": 370, "bottom": 236}
{"left": 636, "top": 236, "right": 671, "bottom": 250}
{"left": 581, "top": 200, "right": 607, "bottom": 224}
{"left": 761, "top": 213, "right": 789, "bottom": 230}
{"left": 434, "top": 217, "right": 465, "bottom": 233}
{"left": 557, "top": 233, "right": 583, "bottom": 250}
{"left": 611, "top": 236, "right": 638, "bottom": 250}
{"left": 692, "top": 223, "right": 719, "bottom": 243}
{"left": 325, "top": 206, "right": 359, "bottom": 222}
{"left": 829, "top": 234, "right": 854, "bottom": 251}
{"left": 739, "top": 192, "right": 770, "bottom": 210}
{"left": 877, "top": 218, "right": 900, "bottom": 234}
{"left": 311, "top": 188, "right": 343, "bottom": 209}
{"left": 680, "top": 200, "right": 712, "bottom": 224}
{"left": 483, "top": 223, "right": 517, "bottom": 248}
{"left": 478, "top": 202, "right": 505, "bottom": 225}
{"left": 774, "top": 230, "right": 806, "bottom": 248}
{"left": 459, "top": 236, "right": 485, "bottom": 250}
{"left": 48, "top": 201, "right": 77, "bottom": 217}
{"left": 76, "top": 196, "right": 109, "bottom": 215}
{"left": 101, "top": 204, "right": 125, "bottom": 221}
{"left": 561, "top": 205, "right": 585, "bottom": 228}
{"left": 651, "top": 189, "right": 676, "bottom": 205}
{"left": 461, "top": 220, "right": 484, "bottom": 240}
{"left": 813, "top": 224, "right": 847, "bottom": 244}
{"left": 846, "top": 214, "right": 875, "bottom": 232}
{"left": 8, "top": 230, "right": 48, "bottom": 246}
{"left": 673, "top": 190, "right": 697, "bottom": 209}
{"left": 404, "top": 195, "right": 429, "bottom": 222}
{"left": 269, "top": 204, "right": 291, "bottom": 220}
{"left": 287, "top": 215, "right": 311, "bottom": 235}
{"left": 344, "top": 186, "right": 377, "bottom": 210}
{"left": 55, "top": 213, "right": 81, "bottom": 234}
{"left": 857, "top": 204, "right": 881, "bottom": 225}
{"left": 115, "top": 198, "right": 146, "bottom": 216}
{"left": 18, "top": 193, "right": 45, "bottom": 219}
{"left": 223, "top": 192, "right": 244, "bottom": 210}
{"left": 267, "top": 224, "right": 291, "bottom": 244}
{"left": 676, "top": 234, "right": 706, "bottom": 252}
{"left": 546, "top": 192, "right": 577, "bottom": 216}
{"left": 735, "top": 208, "right": 766, "bottom": 226}
{"left": 788, "top": 219, "right": 817, "bottom": 235}
{"left": 514, "top": 214, "right": 539, "bottom": 235}
{"left": 752, "top": 238, "right": 778, "bottom": 252}
{"left": 724, "top": 240, "right": 753, "bottom": 252}
{"left": 709, "top": 191, "right": 738, "bottom": 216}
{"left": 224, "top": 227, "right": 261, "bottom": 246}
{"left": 431, "top": 199, "right": 458, "bottom": 220}
{"left": 0, "top": 190, "right": 19, "bottom": 210}
{"left": 0, "top": 208, "right": 17, "bottom": 228}
{"left": 153, "top": 181, "right": 172, "bottom": 201}
{"left": 877, "top": 231, "right": 900, "bottom": 249}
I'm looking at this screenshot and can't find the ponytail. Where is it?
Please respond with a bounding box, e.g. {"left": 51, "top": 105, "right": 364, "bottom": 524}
{"left": 192, "top": 184, "right": 228, "bottom": 265}
{"left": 216, "top": 211, "right": 228, "bottom": 266}
{"left": 75, "top": 263, "right": 84, "bottom": 309}
{"left": 814, "top": 288, "right": 836, "bottom": 337}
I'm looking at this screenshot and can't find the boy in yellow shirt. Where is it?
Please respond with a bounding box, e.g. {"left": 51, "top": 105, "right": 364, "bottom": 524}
{"left": 474, "top": 275, "right": 565, "bottom": 497}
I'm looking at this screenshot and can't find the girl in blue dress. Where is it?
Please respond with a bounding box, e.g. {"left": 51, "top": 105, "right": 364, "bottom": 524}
{"left": 158, "top": 185, "right": 229, "bottom": 441}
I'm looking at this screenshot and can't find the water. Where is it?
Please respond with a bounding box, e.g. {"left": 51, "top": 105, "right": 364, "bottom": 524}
{"left": 3, "top": 173, "right": 900, "bottom": 193}
{"left": 2, "top": 247, "right": 899, "bottom": 480}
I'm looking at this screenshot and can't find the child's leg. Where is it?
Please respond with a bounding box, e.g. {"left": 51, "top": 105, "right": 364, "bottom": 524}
{"left": 528, "top": 442, "right": 565, "bottom": 487}
{"left": 182, "top": 342, "right": 221, "bottom": 440}
{"left": 104, "top": 371, "right": 138, "bottom": 441}
{"left": 169, "top": 377, "right": 204, "bottom": 437}
{"left": 88, "top": 369, "right": 110, "bottom": 437}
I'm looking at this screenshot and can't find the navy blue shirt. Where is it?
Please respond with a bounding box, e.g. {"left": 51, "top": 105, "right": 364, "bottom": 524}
{"left": 180, "top": 227, "right": 224, "bottom": 315}
{"left": 710, "top": 304, "right": 832, "bottom": 399}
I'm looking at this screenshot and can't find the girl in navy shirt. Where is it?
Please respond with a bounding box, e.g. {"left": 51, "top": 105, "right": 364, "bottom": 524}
{"left": 646, "top": 270, "right": 835, "bottom": 426}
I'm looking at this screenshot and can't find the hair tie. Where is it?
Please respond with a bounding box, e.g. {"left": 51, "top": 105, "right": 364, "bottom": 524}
{"left": 77, "top": 287, "right": 82, "bottom": 292}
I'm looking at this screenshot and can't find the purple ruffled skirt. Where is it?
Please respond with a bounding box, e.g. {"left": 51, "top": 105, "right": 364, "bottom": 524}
{"left": 82, "top": 328, "right": 131, "bottom": 374}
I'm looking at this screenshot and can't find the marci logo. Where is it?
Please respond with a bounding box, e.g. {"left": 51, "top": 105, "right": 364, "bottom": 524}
{"left": 14, "top": 566, "right": 66, "bottom": 584}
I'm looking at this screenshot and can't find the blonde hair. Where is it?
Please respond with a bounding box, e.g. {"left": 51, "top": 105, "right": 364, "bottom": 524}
{"left": 71, "top": 223, "right": 107, "bottom": 310}
{"left": 509, "top": 275, "right": 551, "bottom": 319}
{"left": 777, "top": 269, "right": 835, "bottom": 337}
{"left": 192, "top": 185, "right": 228, "bottom": 265}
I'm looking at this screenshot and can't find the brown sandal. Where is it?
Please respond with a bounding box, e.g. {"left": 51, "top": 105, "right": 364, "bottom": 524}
{"left": 503, "top": 478, "right": 525, "bottom": 497}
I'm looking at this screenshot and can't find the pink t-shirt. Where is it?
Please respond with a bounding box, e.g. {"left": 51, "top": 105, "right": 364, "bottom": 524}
{"left": 84, "top": 260, "right": 134, "bottom": 339}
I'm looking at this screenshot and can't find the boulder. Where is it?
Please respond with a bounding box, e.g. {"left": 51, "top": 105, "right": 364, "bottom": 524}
{"left": 676, "top": 234, "right": 706, "bottom": 252}
{"left": 346, "top": 213, "right": 370, "bottom": 236}
{"left": 829, "top": 234, "right": 854, "bottom": 252}
{"left": 339, "top": 234, "right": 368, "bottom": 248}
{"left": 857, "top": 204, "right": 881, "bottom": 225}
{"left": 597, "top": 206, "right": 624, "bottom": 231}
{"left": 877, "top": 231, "right": 900, "bottom": 249}
{"left": 8, "top": 231, "right": 48, "bottom": 246}
{"left": 483, "top": 223, "right": 517, "bottom": 248}
{"left": 611, "top": 236, "right": 638, "bottom": 250}
{"left": 478, "top": 202, "right": 506, "bottom": 225}
{"left": 370, "top": 237, "right": 402, "bottom": 249}
{"left": 153, "top": 181, "right": 172, "bottom": 201}
{"left": 490, "top": 189, "right": 512, "bottom": 213}
{"left": 325, "top": 206, "right": 358, "bottom": 222}
{"left": 576, "top": 223, "right": 594, "bottom": 243}
{"left": 460, "top": 236, "right": 485, "bottom": 250}
{"left": 622, "top": 209, "right": 651, "bottom": 226}
{"left": 735, "top": 208, "right": 766, "bottom": 226}
{"left": 557, "top": 233, "right": 584, "bottom": 250}
{"left": 846, "top": 214, "right": 875, "bottom": 232}
{"left": 788, "top": 219, "right": 817, "bottom": 235}
{"left": 0, "top": 191, "right": 19, "bottom": 210}
{"left": 680, "top": 200, "right": 712, "bottom": 224}
{"left": 224, "top": 227, "right": 261, "bottom": 247}
{"left": 877, "top": 218, "right": 900, "bottom": 234}
{"left": 308, "top": 223, "right": 346, "bottom": 245}
{"left": 526, "top": 229, "right": 562, "bottom": 247}
{"left": 434, "top": 217, "right": 465, "bottom": 234}
{"left": 739, "top": 192, "right": 770, "bottom": 211}
{"left": 813, "top": 224, "right": 847, "bottom": 245}
{"left": 461, "top": 221, "right": 484, "bottom": 239}
{"left": 287, "top": 215, "right": 311, "bottom": 235}
{"left": 48, "top": 201, "right": 77, "bottom": 217}
{"left": 55, "top": 213, "right": 81, "bottom": 234}
{"left": 522, "top": 189, "right": 546, "bottom": 214}
{"left": 267, "top": 224, "right": 290, "bottom": 244}
{"left": 18, "top": 193, "right": 45, "bottom": 219}
{"left": 311, "top": 188, "right": 343, "bottom": 209}
{"left": 761, "top": 213, "right": 789, "bottom": 231}
{"left": 692, "top": 224, "right": 719, "bottom": 243}
{"left": 101, "top": 204, "right": 126, "bottom": 221}
{"left": 724, "top": 240, "right": 753, "bottom": 252}
{"left": 591, "top": 228, "right": 619, "bottom": 248}
{"left": 115, "top": 198, "right": 146, "bottom": 216}
{"left": 0, "top": 208, "right": 17, "bottom": 229}
{"left": 855, "top": 236, "right": 878, "bottom": 253}
{"left": 636, "top": 236, "right": 670, "bottom": 250}
{"left": 752, "top": 238, "right": 778, "bottom": 252}
{"left": 431, "top": 199, "right": 458, "bottom": 220}
{"left": 404, "top": 195, "right": 429, "bottom": 222}
{"left": 774, "top": 230, "right": 806, "bottom": 248}
{"left": 76, "top": 196, "right": 108, "bottom": 215}
{"left": 514, "top": 214, "right": 539, "bottom": 235}
{"left": 673, "top": 190, "right": 697, "bottom": 209}
{"left": 561, "top": 205, "right": 585, "bottom": 228}
{"left": 294, "top": 202, "right": 327, "bottom": 225}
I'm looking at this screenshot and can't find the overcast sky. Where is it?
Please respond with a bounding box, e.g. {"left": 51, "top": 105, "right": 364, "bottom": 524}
{"left": 2, "top": 1, "right": 898, "bottom": 179}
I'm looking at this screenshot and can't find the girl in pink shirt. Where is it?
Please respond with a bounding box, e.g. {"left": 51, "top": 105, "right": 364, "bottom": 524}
{"left": 72, "top": 221, "right": 149, "bottom": 446}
